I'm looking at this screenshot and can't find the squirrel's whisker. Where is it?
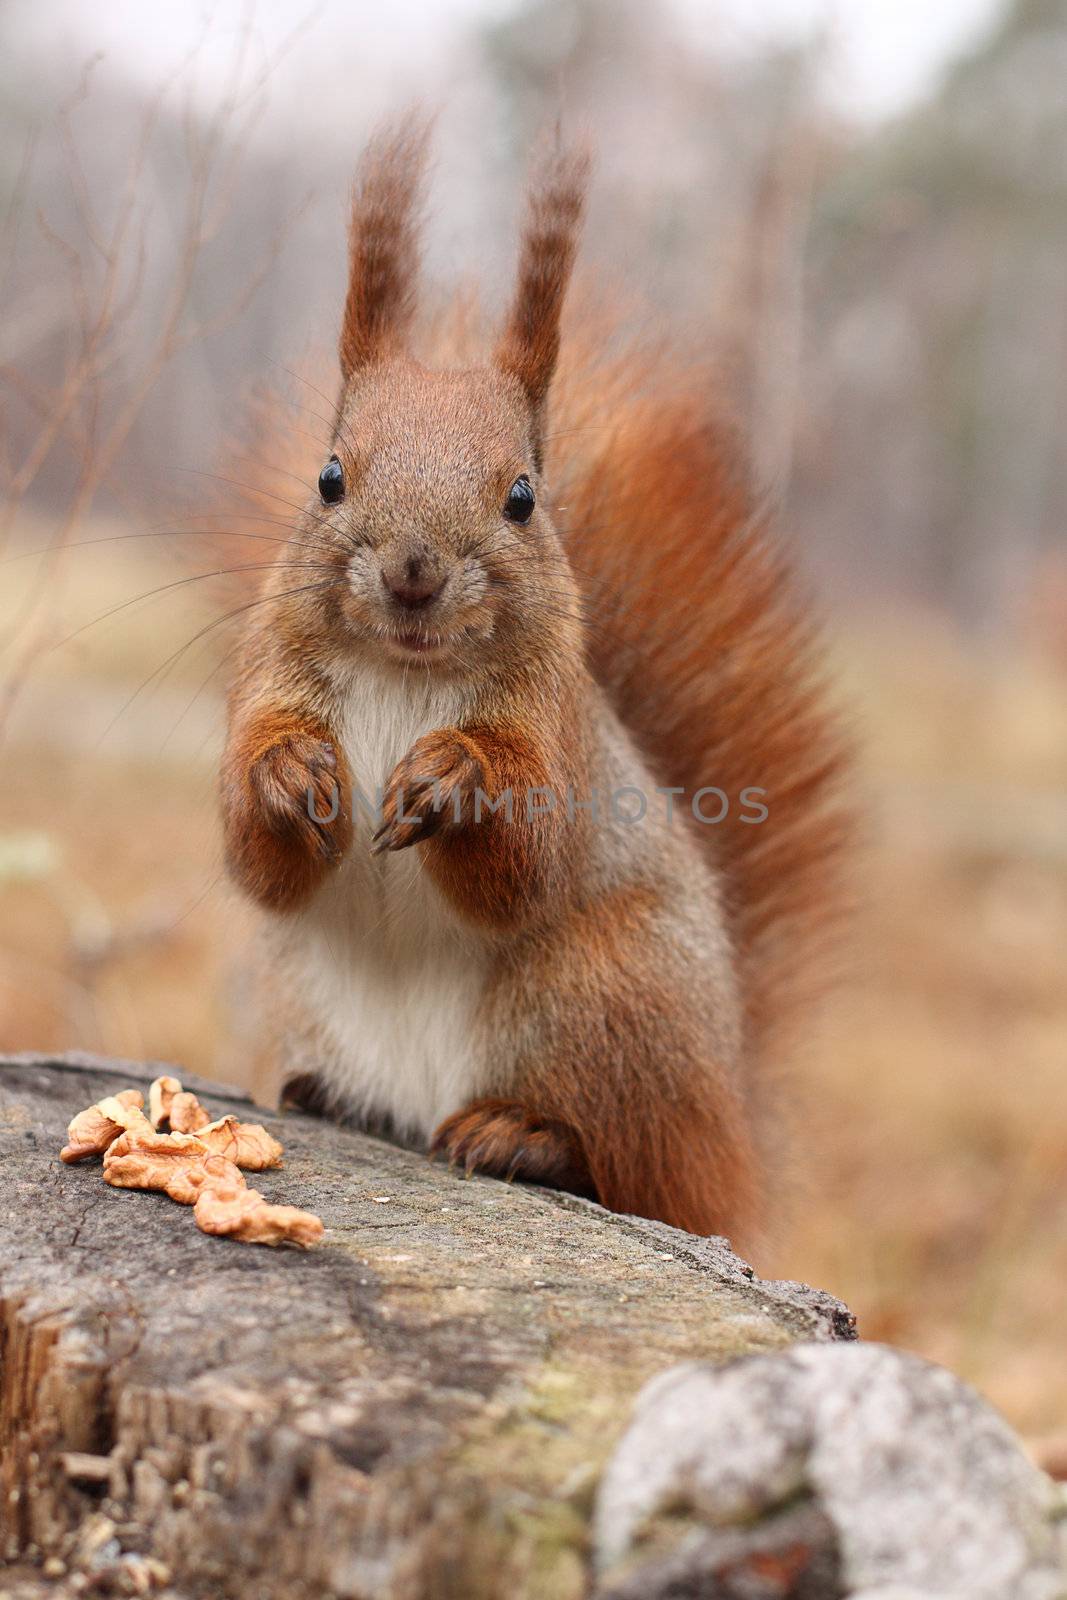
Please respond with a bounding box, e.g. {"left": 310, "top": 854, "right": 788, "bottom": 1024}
{"left": 99, "top": 578, "right": 341, "bottom": 746}
{"left": 49, "top": 562, "right": 340, "bottom": 661}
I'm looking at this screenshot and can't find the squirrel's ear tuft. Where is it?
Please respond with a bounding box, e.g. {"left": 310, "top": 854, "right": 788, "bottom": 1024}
{"left": 494, "top": 136, "right": 591, "bottom": 470}
{"left": 339, "top": 116, "right": 431, "bottom": 383}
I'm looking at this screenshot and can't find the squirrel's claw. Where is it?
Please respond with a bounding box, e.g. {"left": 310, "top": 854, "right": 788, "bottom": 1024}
{"left": 370, "top": 808, "right": 428, "bottom": 855}
{"left": 429, "top": 1099, "right": 596, "bottom": 1198}
{"left": 373, "top": 729, "right": 483, "bottom": 859}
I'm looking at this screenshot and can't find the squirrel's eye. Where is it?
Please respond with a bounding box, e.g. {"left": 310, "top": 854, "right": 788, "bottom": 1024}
{"left": 318, "top": 455, "right": 345, "bottom": 505}
{"left": 503, "top": 475, "right": 535, "bottom": 524}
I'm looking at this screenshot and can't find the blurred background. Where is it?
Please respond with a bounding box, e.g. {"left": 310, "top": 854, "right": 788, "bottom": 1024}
{"left": 2, "top": 0, "right": 1065, "bottom": 1454}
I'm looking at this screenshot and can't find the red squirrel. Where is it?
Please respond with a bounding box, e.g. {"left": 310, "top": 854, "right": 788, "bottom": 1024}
{"left": 220, "top": 122, "right": 849, "bottom": 1255}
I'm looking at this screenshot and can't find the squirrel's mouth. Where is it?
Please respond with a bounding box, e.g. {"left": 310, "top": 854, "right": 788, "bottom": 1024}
{"left": 371, "top": 611, "right": 491, "bottom": 666}
{"left": 384, "top": 627, "right": 445, "bottom": 659}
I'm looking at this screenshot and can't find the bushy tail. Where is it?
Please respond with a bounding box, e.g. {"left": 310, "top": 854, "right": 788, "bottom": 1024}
{"left": 548, "top": 302, "right": 852, "bottom": 1066}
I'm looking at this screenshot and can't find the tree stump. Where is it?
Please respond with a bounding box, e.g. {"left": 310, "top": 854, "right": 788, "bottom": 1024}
{"left": 0, "top": 1052, "right": 853, "bottom": 1598}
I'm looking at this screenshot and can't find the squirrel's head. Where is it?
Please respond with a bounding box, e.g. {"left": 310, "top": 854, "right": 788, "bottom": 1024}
{"left": 296, "top": 120, "right": 589, "bottom": 675}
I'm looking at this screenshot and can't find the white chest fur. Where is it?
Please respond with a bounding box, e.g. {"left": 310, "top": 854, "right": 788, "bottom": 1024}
{"left": 279, "top": 665, "right": 493, "bottom": 1141}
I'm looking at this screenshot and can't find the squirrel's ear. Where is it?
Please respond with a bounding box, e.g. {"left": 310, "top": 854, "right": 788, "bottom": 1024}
{"left": 339, "top": 117, "right": 431, "bottom": 383}
{"left": 494, "top": 138, "right": 590, "bottom": 471}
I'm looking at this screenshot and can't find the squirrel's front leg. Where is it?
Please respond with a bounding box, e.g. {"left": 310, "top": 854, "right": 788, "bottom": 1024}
{"left": 222, "top": 710, "right": 352, "bottom": 911}
{"left": 372, "top": 727, "right": 485, "bottom": 854}
{"left": 377, "top": 722, "right": 591, "bottom": 1196}
{"left": 374, "top": 723, "right": 572, "bottom": 928}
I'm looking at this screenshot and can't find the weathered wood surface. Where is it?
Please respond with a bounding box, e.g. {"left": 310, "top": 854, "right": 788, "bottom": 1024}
{"left": 0, "top": 1052, "right": 854, "bottom": 1599}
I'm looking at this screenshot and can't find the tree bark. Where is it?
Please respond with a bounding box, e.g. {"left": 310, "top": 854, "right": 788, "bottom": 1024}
{"left": 0, "top": 1052, "right": 853, "bottom": 1599}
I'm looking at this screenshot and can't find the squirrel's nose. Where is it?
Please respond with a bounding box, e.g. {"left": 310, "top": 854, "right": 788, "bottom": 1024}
{"left": 381, "top": 555, "right": 445, "bottom": 612}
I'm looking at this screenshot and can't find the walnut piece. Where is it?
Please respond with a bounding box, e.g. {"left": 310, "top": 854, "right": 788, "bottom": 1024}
{"left": 60, "top": 1077, "right": 322, "bottom": 1248}
{"left": 61, "top": 1090, "right": 150, "bottom": 1163}
{"left": 196, "top": 1114, "right": 284, "bottom": 1170}
{"left": 103, "top": 1127, "right": 246, "bottom": 1205}
{"left": 194, "top": 1180, "right": 324, "bottom": 1248}
{"left": 168, "top": 1097, "right": 281, "bottom": 1166}
{"left": 169, "top": 1090, "right": 211, "bottom": 1133}
{"left": 148, "top": 1075, "right": 183, "bottom": 1129}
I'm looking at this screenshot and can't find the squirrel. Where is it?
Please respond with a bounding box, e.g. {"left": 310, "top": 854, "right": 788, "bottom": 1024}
{"left": 220, "top": 121, "right": 849, "bottom": 1256}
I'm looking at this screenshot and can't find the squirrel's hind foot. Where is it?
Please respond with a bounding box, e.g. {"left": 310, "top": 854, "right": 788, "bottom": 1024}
{"left": 430, "top": 1097, "right": 595, "bottom": 1200}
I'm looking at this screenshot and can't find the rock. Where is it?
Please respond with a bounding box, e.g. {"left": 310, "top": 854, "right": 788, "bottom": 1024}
{"left": 594, "top": 1499, "right": 844, "bottom": 1599}
{"left": 0, "top": 1051, "right": 852, "bottom": 1600}
{"left": 593, "top": 1345, "right": 1067, "bottom": 1600}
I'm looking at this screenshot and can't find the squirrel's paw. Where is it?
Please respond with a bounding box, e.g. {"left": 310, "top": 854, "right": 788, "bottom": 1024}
{"left": 429, "top": 1097, "right": 595, "bottom": 1197}
{"left": 373, "top": 729, "right": 484, "bottom": 854}
{"left": 249, "top": 733, "right": 350, "bottom": 863}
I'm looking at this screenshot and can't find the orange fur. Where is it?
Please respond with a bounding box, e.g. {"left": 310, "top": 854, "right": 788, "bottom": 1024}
{"left": 220, "top": 122, "right": 850, "bottom": 1254}
{"left": 221, "top": 707, "right": 352, "bottom": 911}
{"left": 430, "top": 1097, "right": 595, "bottom": 1196}
{"left": 339, "top": 118, "right": 430, "bottom": 381}
{"left": 504, "top": 882, "right": 766, "bottom": 1242}
{"left": 548, "top": 317, "right": 853, "bottom": 1068}
{"left": 414, "top": 720, "right": 582, "bottom": 929}
{"left": 494, "top": 140, "right": 591, "bottom": 467}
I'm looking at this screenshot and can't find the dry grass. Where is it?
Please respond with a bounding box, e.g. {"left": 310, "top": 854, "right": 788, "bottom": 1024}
{"left": 771, "top": 618, "right": 1067, "bottom": 1440}
{"left": 2, "top": 530, "right": 1066, "bottom": 1440}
